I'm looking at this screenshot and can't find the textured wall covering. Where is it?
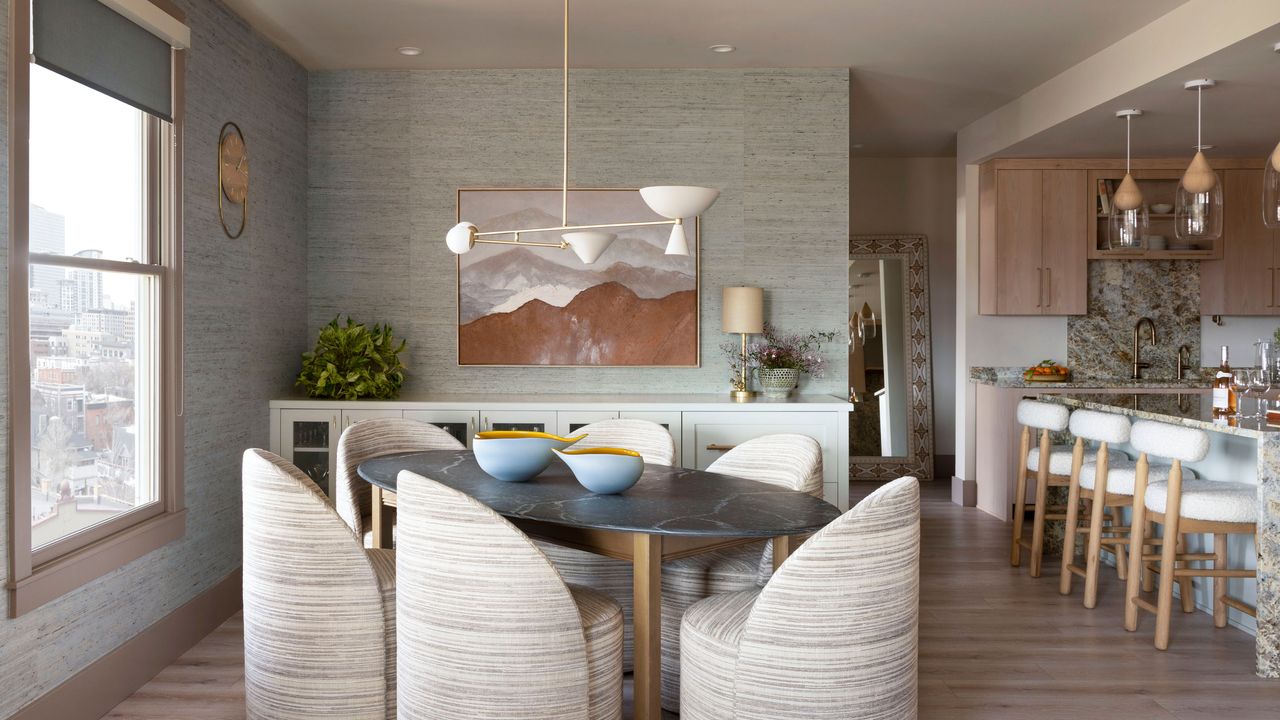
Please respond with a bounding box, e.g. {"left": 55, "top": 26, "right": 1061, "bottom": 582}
{"left": 1067, "top": 260, "right": 1201, "bottom": 380}
{"left": 307, "top": 69, "right": 849, "bottom": 396}
{"left": 0, "top": 1, "right": 308, "bottom": 716}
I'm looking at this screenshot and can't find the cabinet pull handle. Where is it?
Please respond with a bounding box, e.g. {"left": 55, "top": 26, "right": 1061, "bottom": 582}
{"left": 706, "top": 443, "right": 737, "bottom": 452}
{"left": 1036, "top": 268, "right": 1042, "bottom": 307}
{"left": 1044, "top": 267, "right": 1052, "bottom": 308}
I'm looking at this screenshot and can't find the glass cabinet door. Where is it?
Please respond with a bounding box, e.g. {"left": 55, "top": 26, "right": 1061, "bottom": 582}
{"left": 480, "top": 411, "right": 558, "bottom": 435}
{"left": 403, "top": 410, "right": 480, "bottom": 449}
{"left": 280, "top": 410, "right": 338, "bottom": 496}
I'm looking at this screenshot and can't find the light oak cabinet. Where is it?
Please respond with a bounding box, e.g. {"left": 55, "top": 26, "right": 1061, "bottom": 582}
{"left": 979, "top": 165, "right": 1088, "bottom": 315}
{"left": 1200, "top": 168, "right": 1280, "bottom": 316}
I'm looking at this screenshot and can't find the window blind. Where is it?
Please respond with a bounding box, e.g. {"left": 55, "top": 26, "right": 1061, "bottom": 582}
{"left": 33, "top": 0, "right": 175, "bottom": 121}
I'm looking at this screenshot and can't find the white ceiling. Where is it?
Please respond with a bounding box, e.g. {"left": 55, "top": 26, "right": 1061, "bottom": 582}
{"left": 1000, "top": 27, "right": 1280, "bottom": 159}
{"left": 221, "top": 0, "right": 1191, "bottom": 156}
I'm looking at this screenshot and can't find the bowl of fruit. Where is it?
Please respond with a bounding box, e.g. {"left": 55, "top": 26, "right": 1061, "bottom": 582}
{"left": 1023, "top": 360, "right": 1071, "bottom": 383}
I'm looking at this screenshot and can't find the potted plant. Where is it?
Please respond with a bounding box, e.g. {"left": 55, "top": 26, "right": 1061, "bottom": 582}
{"left": 297, "top": 316, "right": 407, "bottom": 400}
{"left": 748, "top": 324, "right": 838, "bottom": 399}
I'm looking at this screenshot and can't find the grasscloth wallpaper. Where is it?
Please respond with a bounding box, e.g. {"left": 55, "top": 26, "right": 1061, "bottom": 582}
{"left": 307, "top": 68, "right": 850, "bottom": 396}
{"left": 0, "top": 0, "right": 309, "bottom": 715}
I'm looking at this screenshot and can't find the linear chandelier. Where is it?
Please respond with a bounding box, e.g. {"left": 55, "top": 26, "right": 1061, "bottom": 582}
{"left": 445, "top": 0, "right": 720, "bottom": 264}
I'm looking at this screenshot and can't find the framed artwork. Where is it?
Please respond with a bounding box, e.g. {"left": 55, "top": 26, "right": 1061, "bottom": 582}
{"left": 456, "top": 188, "right": 700, "bottom": 367}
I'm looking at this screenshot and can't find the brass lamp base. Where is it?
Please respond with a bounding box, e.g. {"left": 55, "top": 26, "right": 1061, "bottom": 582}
{"left": 729, "top": 389, "right": 756, "bottom": 402}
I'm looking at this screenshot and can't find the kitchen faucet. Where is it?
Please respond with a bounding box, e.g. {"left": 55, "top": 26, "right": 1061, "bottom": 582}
{"left": 1132, "top": 317, "right": 1158, "bottom": 380}
{"left": 1177, "top": 344, "right": 1192, "bottom": 381}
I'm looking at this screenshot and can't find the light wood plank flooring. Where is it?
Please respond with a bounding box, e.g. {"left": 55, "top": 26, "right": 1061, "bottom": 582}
{"left": 108, "top": 483, "right": 1278, "bottom": 719}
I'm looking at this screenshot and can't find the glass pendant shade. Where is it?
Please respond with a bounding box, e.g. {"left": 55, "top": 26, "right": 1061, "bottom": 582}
{"left": 1108, "top": 173, "right": 1147, "bottom": 250}
{"left": 1175, "top": 151, "right": 1222, "bottom": 241}
{"left": 1265, "top": 140, "right": 1280, "bottom": 230}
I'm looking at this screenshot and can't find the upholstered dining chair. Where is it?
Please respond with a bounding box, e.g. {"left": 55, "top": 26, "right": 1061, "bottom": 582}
{"left": 396, "top": 470, "right": 625, "bottom": 720}
{"left": 660, "top": 434, "right": 823, "bottom": 712}
{"left": 680, "top": 475, "right": 920, "bottom": 720}
{"left": 335, "top": 417, "right": 464, "bottom": 547}
{"left": 539, "top": 418, "right": 676, "bottom": 672}
{"left": 242, "top": 449, "right": 397, "bottom": 720}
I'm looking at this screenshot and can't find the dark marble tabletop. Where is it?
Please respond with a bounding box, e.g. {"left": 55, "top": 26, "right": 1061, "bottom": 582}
{"left": 357, "top": 449, "right": 841, "bottom": 537}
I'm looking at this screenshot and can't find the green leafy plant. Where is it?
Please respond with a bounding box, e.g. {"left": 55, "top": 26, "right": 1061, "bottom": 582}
{"left": 296, "top": 316, "right": 407, "bottom": 400}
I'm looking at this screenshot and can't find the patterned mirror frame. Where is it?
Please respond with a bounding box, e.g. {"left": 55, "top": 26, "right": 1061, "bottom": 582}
{"left": 848, "top": 234, "right": 935, "bottom": 481}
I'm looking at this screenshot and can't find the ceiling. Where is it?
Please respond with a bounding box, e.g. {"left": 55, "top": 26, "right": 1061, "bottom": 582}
{"left": 221, "top": 0, "right": 1191, "bottom": 156}
{"left": 1000, "top": 27, "right": 1280, "bottom": 159}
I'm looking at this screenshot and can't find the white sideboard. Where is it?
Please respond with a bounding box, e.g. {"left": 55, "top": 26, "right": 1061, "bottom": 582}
{"left": 268, "top": 393, "right": 853, "bottom": 509}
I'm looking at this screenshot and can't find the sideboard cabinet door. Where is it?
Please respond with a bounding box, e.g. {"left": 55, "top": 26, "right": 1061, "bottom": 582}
{"left": 480, "top": 410, "right": 559, "bottom": 434}
{"left": 403, "top": 410, "right": 481, "bottom": 448}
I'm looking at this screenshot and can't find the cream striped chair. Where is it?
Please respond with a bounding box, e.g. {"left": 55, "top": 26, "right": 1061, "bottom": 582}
{"left": 538, "top": 418, "right": 677, "bottom": 672}
{"left": 660, "top": 434, "right": 823, "bottom": 712}
{"left": 242, "top": 449, "right": 397, "bottom": 720}
{"left": 680, "top": 476, "right": 920, "bottom": 720}
{"left": 396, "top": 470, "right": 624, "bottom": 720}
{"left": 335, "top": 417, "right": 464, "bottom": 547}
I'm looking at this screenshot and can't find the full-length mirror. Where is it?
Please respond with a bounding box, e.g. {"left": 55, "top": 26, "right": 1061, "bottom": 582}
{"left": 848, "top": 235, "right": 934, "bottom": 481}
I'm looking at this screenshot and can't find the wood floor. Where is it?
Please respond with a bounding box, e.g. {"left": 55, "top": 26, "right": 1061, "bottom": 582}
{"left": 107, "top": 482, "right": 1278, "bottom": 719}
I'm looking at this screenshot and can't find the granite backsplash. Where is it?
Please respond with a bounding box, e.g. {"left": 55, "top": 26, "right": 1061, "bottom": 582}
{"left": 1067, "top": 260, "right": 1201, "bottom": 380}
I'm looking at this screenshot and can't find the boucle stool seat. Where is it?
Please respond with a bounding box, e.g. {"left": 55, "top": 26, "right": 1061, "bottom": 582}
{"left": 1144, "top": 479, "right": 1257, "bottom": 523}
{"left": 1124, "top": 419, "right": 1257, "bottom": 650}
{"left": 1027, "top": 445, "right": 1097, "bottom": 475}
{"left": 1079, "top": 461, "right": 1192, "bottom": 495}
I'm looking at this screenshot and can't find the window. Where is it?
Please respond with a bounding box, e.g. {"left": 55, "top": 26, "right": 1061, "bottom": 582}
{"left": 8, "top": 0, "right": 187, "bottom": 615}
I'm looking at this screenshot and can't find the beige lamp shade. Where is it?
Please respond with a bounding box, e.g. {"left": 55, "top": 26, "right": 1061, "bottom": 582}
{"left": 722, "top": 286, "right": 763, "bottom": 334}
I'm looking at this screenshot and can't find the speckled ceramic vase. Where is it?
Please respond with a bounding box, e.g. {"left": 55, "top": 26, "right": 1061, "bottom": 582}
{"left": 758, "top": 368, "right": 800, "bottom": 399}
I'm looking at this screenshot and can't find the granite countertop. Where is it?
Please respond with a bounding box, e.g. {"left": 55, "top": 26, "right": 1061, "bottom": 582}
{"left": 969, "top": 366, "right": 1210, "bottom": 389}
{"left": 358, "top": 449, "right": 841, "bottom": 536}
{"left": 1043, "top": 391, "right": 1280, "bottom": 438}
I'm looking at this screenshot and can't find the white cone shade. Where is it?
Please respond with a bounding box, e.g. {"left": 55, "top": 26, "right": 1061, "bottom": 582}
{"left": 563, "top": 231, "right": 616, "bottom": 264}
{"left": 664, "top": 223, "right": 689, "bottom": 256}
{"left": 446, "top": 222, "right": 477, "bottom": 254}
{"left": 639, "top": 186, "right": 720, "bottom": 219}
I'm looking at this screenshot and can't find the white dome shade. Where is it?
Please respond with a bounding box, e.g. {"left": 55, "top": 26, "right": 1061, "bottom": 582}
{"left": 663, "top": 223, "right": 689, "bottom": 256}
{"left": 446, "top": 222, "right": 477, "bottom": 254}
{"left": 639, "top": 186, "right": 720, "bottom": 219}
{"left": 563, "top": 231, "right": 616, "bottom": 264}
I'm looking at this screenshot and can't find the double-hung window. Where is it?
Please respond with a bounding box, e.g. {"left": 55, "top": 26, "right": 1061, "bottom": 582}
{"left": 8, "top": 0, "right": 187, "bottom": 615}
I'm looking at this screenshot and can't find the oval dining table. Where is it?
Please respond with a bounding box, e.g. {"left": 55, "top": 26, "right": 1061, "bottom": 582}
{"left": 358, "top": 448, "right": 841, "bottom": 720}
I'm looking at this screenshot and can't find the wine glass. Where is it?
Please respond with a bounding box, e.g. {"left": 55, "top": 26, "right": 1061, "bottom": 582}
{"left": 1231, "top": 369, "right": 1250, "bottom": 416}
{"left": 1250, "top": 368, "right": 1271, "bottom": 419}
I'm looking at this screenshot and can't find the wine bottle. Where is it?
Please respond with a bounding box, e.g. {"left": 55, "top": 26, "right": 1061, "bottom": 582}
{"left": 1212, "top": 345, "right": 1236, "bottom": 416}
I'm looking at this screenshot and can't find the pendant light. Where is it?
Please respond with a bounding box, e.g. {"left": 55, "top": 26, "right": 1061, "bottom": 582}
{"left": 1266, "top": 44, "right": 1280, "bottom": 229}
{"left": 1109, "top": 109, "right": 1148, "bottom": 250}
{"left": 1174, "top": 79, "right": 1223, "bottom": 242}
{"left": 445, "top": 0, "right": 719, "bottom": 262}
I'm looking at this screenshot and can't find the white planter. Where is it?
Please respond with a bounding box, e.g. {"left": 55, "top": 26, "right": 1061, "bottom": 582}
{"left": 757, "top": 368, "right": 800, "bottom": 399}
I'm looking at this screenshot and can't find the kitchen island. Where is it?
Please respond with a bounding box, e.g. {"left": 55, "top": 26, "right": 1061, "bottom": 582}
{"left": 1044, "top": 392, "right": 1278, "bottom": 678}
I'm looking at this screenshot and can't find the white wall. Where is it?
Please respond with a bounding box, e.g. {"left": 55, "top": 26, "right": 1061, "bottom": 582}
{"left": 850, "top": 157, "right": 958, "bottom": 456}
{"left": 1201, "top": 317, "right": 1280, "bottom": 367}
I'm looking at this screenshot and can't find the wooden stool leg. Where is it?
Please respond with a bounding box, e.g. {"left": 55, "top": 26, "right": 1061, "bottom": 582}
{"left": 1124, "top": 454, "right": 1151, "bottom": 632}
{"left": 1029, "top": 429, "right": 1052, "bottom": 578}
{"left": 1177, "top": 533, "right": 1196, "bottom": 614}
{"left": 1082, "top": 445, "right": 1110, "bottom": 609}
{"left": 1154, "top": 462, "right": 1184, "bottom": 650}
{"left": 1059, "top": 438, "right": 1086, "bottom": 595}
{"left": 1142, "top": 519, "right": 1157, "bottom": 593}
{"left": 1213, "top": 532, "right": 1229, "bottom": 628}
{"left": 1113, "top": 509, "right": 1128, "bottom": 581}
{"left": 1011, "top": 426, "right": 1031, "bottom": 567}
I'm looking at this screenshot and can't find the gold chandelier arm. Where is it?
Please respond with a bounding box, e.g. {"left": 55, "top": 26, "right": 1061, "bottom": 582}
{"left": 562, "top": 0, "right": 569, "bottom": 225}
{"left": 474, "top": 217, "right": 680, "bottom": 238}
{"left": 475, "top": 238, "right": 568, "bottom": 249}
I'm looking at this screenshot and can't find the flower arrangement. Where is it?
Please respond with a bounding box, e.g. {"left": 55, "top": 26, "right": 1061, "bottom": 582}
{"left": 720, "top": 323, "right": 838, "bottom": 393}
{"left": 297, "top": 316, "right": 407, "bottom": 400}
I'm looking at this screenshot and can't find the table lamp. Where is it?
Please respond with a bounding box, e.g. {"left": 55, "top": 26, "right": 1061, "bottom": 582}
{"left": 723, "top": 286, "right": 764, "bottom": 401}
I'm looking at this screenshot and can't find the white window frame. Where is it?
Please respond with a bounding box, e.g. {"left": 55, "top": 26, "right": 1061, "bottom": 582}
{"left": 6, "top": 0, "right": 186, "bottom": 616}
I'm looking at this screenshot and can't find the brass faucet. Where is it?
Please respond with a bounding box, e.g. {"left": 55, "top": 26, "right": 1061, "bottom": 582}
{"left": 1176, "top": 344, "right": 1192, "bottom": 381}
{"left": 1132, "top": 317, "right": 1158, "bottom": 380}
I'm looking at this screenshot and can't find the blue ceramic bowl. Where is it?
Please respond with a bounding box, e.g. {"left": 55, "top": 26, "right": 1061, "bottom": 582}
{"left": 472, "top": 431, "right": 585, "bottom": 482}
{"left": 553, "top": 447, "right": 644, "bottom": 494}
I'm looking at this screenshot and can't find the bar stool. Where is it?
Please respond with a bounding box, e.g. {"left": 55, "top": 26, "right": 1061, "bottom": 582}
{"left": 1058, "top": 410, "right": 1180, "bottom": 607}
{"left": 1010, "top": 399, "right": 1094, "bottom": 577}
{"left": 1123, "top": 420, "right": 1258, "bottom": 649}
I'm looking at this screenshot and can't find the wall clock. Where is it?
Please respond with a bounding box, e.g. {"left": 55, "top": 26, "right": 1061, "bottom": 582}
{"left": 218, "top": 122, "right": 248, "bottom": 238}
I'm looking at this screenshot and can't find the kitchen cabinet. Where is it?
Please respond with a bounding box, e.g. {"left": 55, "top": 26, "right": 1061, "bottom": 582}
{"left": 979, "top": 165, "right": 1088, "bottom": 315}
{"left": 1200, "top": 168, "right": 1280, "bottom": 316}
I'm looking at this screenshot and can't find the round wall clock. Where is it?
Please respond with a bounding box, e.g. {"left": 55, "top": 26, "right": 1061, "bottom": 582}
{"left": 218, "top": 122, "right": 248, "bottom": 238}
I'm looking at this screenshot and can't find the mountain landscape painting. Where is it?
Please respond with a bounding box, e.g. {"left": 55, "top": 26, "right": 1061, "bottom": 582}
{"left": 457, "top": 189, "right": 699, "bottom": 366}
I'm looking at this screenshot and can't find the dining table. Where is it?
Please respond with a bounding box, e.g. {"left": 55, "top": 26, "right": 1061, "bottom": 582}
{"left": 357, "top": 448, "right": 842, "bottom": 720}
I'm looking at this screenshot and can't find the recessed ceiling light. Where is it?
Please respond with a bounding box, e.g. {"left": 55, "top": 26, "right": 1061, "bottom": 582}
{"left": 708, "top": 44, "right": 735, "bottom": 54}
{"left": 397, "top": 46, "right": 423, "bottom": 56}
